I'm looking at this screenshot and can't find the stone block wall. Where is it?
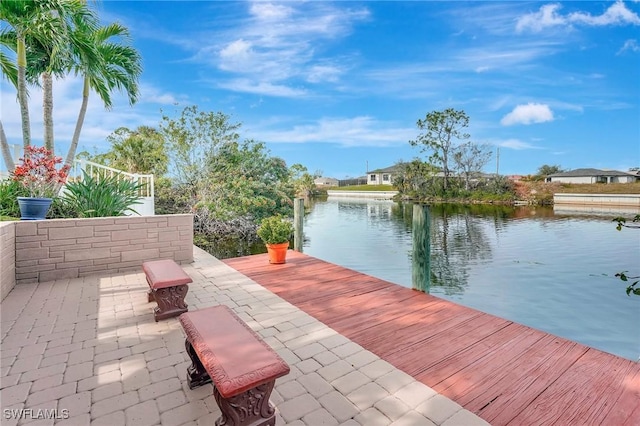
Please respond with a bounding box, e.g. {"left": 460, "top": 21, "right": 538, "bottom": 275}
{"left": 554, "top": 193, "right": 640, "bottom": 207}
{"left": 13, "top": 214, "right": 193, "bottom": 284}
{"left": 0, "top": 222, "right": 16, "bottom": 301}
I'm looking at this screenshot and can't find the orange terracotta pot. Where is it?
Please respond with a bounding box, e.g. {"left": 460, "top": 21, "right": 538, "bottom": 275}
{"left": 266, "top": 242, "right": 289, "bottom": 264}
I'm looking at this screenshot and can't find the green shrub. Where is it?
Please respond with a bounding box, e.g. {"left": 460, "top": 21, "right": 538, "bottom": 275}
{"left": 0, "top": 179, "right": 28, "bottom": 218}
{"left": 61, "top": 170, "right": 143, "bottom": 217}
{"left": 256, "top": 215, "right": 293, "bottom": 244}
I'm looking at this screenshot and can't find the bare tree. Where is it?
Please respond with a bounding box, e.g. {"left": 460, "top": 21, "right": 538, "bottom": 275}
{"left": 453, "top": 142, "right": 492, "bottom": 190}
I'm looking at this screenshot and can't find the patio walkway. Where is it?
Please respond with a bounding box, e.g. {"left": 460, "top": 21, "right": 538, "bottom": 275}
{"left": 0, "top": 247, "right": 488, "bottom": 426}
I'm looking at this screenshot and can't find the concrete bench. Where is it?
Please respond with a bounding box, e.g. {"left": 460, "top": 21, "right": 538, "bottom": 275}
{"left": 142, "top": 259, "right": 192, "bottom": 322}
{"left": 178, "top": 305, "right": 290, "bottom": 426}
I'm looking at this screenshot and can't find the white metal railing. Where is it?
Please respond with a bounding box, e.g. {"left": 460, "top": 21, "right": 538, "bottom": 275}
{"left": 71, "top": 159, "right": 154, "bottom": 198}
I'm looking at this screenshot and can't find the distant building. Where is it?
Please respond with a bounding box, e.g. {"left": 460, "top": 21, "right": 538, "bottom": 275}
{"left": 546, "top": 168, "right": 639, "bottom": 184}
{"left": 314, "top": 177, "right": 339, "bottom": 186}
{"left": 367, "top": 165, "right": 399, "bottom": 185}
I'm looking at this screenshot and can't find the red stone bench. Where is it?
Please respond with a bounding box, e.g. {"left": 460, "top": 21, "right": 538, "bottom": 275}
{"left": 178, "top": 305, "right": 290, "bottom": 426}
{"left": 142, "top": 259, "right": 192, "bottom": 322}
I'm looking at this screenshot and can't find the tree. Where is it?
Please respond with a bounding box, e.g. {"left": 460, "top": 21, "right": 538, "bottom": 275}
{"left": 158, "top": 106, "right": 295, "bottom": 223}
{"left": 64, "top": 22, "right": 142, "bottom": 167}
{"left": 289, "top": 163, "right": 315, "bottom": 197}
{"left": 393, "top": 159, "right": 439, "bottom": 196}
{"left": 535, "top": 164, "right": 563, "bottom": 181}
{"left": 97, "top": 126, "right": 168, "bottom": 176}
{"left": 453, "top": 142, "right": 492, "bottom": 190}
{"left": 159, "top": 105, "right": 241, "bottom": 189}
{"left": 410, "top": 108, "right": 470, "bottom": 191}
{"left": 0, "top": 1, "right": 141, "bottom": 171}
{"left": 0, "top": 0, "right": 99, "bottom": 160}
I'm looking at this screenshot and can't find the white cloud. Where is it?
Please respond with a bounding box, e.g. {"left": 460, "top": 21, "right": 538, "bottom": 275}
{"left": 501, "top": 103, "right": 554, "bottom": 126}
{"left": 250, "top": 116, "right": 415, "bottom": 147}
{"left": 217, "top": 78, "right": 307, "bottom": 97}
{"left": 139, "top": 83, "right": 184, "bottom": 105}
{"left": 516, "top": 1, "right": 640, "bottom": 33}
{"left": 205, "top": 1, "right": 369, "bottom": 97}
{"left": 569, "top": 1, "right": 640, "bottom": 26}
{"left": 475, "top": 66, "right": 490, "bottom": 73}
{"left": 307, "top": 65, "right": 342, "bottom": 83}
{"left": 516, "top": 4, "right": 566, "bottom": 33}
{"left": 497, "top": 139, "right": 541, "bottom": 150}
{"left": 618, "top": 39, "right": 640, "bottom": 54}
{"left": 249, "top": 3, "right": 293, "bottom": 21}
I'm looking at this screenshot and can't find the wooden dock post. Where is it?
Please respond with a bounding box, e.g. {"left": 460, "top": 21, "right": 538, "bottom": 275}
{"left": 294, "top": 198, "right": 304, "bottom": 252}
{"left": 412, "top": 204, "right": 431, "bottom": 292}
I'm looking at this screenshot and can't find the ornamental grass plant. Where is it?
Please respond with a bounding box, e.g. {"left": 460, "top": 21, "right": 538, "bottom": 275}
{"left": 61, "top": 170, "right": 143, "bottom": 217}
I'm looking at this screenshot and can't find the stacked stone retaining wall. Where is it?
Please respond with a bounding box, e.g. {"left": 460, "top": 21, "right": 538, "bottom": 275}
{"left": 8, "top": 214, "right": 193, "bottom": 284}
{"left": 0, "top": 222, "right": 16, "bottom": 300}
{"left": 553, "top": 193, "right": 640, "bottom": 207}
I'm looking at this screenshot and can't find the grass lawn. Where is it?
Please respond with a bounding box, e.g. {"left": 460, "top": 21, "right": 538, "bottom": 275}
{"left": 553, "top": 182, "right": 640, "bottom": 194}
{"left": 330, "top": 184, "right": 396, "bottom": 191}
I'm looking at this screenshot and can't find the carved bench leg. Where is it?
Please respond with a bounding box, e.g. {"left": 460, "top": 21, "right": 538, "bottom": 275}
{"left": 153, "top": 284, "right": 189, "bottom": 322}
{"left": 185, "top": 339, "right": 212, "bottom": 389}
{"left": 214, "top": 380, "right": 276, "bottom": 426}
{"left": 147, "top": 289, "right": 155, "bottom": 303}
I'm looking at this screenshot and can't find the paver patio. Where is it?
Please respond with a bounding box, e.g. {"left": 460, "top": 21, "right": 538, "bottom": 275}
{"left": 0, "top": 247, "right": 489, "bottom": 426}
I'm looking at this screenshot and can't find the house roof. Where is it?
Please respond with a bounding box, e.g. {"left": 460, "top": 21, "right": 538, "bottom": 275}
{"left": 368, "top": 165, "right": 400, "bottom": 173}
{"left": 547, "top": 168, "right": 637, "bottom": 178}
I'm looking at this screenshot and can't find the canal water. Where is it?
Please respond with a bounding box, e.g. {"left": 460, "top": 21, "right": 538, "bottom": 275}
{"left": 300, "top": 197, "right": 640, "bottom": 361}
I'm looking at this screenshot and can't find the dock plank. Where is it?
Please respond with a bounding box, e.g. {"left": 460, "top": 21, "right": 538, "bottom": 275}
{"left": 224, "top": 251, "right": 640, "bottom": 425}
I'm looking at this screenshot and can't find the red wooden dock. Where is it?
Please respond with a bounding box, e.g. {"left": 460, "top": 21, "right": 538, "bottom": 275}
{"left": 224, "top": 251, "right": 640, "bottom": 425}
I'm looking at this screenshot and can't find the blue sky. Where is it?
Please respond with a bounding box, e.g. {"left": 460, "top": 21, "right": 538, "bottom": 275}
{"left": 2, "top": 1, "right": 639, "bottom": 178}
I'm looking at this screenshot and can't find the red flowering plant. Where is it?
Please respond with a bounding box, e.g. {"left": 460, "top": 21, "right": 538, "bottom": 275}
{"left": 12, "top": 146, "right": 70, "bottom": 198}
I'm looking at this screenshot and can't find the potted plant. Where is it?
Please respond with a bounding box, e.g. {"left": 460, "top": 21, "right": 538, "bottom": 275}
{"left": 257, "top": 215, "right": 294, "bottom": 264}
{"left": 11, "top": 146, "right": 70, "bottom": 220}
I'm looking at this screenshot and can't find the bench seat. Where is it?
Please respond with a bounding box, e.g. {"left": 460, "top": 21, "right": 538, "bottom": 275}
{"left": 142, "top": 259, "right": 192, "bottom": 321}
{"left": 179, "top": 305, "right": 290, "bottom": 426}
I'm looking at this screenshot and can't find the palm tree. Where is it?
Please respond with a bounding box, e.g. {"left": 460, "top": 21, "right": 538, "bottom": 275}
{"left": 0, "top": 0, "right": 98, "bottom": 167}
{"left": 64, "top": 22, "right": 142, "bottom": 167}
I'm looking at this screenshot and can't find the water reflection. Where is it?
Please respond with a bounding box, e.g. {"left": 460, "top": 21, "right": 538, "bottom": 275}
{"left": 303, "top": 197, "right": 640, "bottom": 361}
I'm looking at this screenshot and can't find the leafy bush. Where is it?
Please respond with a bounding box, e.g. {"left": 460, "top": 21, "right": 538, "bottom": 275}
{"left": 0, "top": 179, "right": 28, "bottom": 218}
{"left": 257, "top": 215, "right": 293, "bottom": 244}
{"left": 61, "top": 170, "right": 143, "bottom": 217}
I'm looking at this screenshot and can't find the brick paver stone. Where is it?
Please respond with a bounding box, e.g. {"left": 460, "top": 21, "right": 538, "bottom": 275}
{"left": 332, "top": 370, "right": 371, "bottom": 395}
{"left": 124, "top": 400, "right": 161, "bottom": 426}
{"left": 354, "top": 407, "right": 392, "bottom": 426}
{"left": 277, "top": 393, "right": 322, "bottom": 423}
{"left": 159, "top": 400, "right": 208, "bottom": 426}
{"left": 374, "top": 396, "right": 411, "bottom": 421}
{"left": 391, "top": 410, "right": 437, "bottom": 426}
{"left": 376, "top": 370, "right": 415, "bottom": 394}
{"left": 318, "top": 391, "right": 359, "bottom": 423}
{"left": 296, "top": 372, "right": 333, "bottom": 398}
{"left": 415, "top": 394, "right": 464, "bottom": 425}
{"left": 442, "top": 409, "right": 491, "bottom": 426}
{"left": 394, "top": 381, "right": 439, "bottom": 409}
{"left": 303, "top": 408, "right": 340, "bottom": 426}
{"left": 346, "top": 382, "right": 390, "bottom": 411}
